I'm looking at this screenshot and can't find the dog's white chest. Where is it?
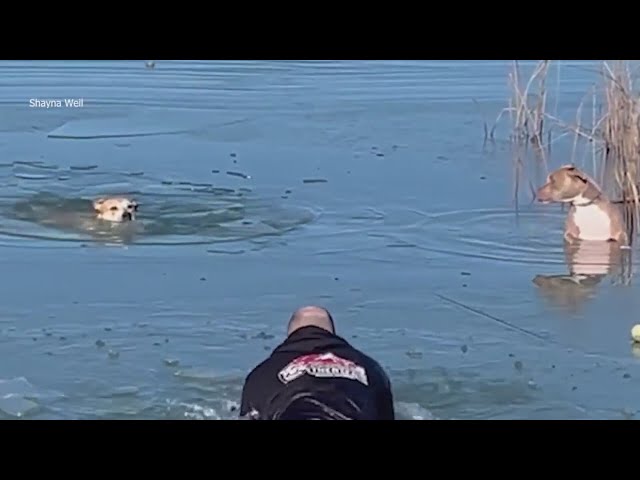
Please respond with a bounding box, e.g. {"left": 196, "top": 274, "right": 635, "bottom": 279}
{"left": 571, "top": 204, "right": 612, "bottom": 241}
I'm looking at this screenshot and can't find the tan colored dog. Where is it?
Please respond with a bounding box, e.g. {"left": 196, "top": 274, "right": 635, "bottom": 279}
{"left": 536, "top": 164, "right": 629, "bottom": 246}
{"left": 93, "top": 197, "right": 138, "bottom": 222}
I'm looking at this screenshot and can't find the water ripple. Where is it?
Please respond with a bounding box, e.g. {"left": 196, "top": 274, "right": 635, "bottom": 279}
{"left": 0, "top": 161, "right": 316, "bottom": 247}
{"left": 375, "top": 207, "right": 571, "bottom": 267}
{"left": 0, "top": 60, "right": 602, "bottom": 112}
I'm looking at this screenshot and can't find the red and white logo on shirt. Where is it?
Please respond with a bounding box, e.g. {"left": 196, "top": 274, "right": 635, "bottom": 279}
{"left": 278, "top": 352, "right": 369, "bottom": 386}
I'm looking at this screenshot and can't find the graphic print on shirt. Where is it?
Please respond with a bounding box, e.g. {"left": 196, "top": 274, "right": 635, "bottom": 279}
{"left": 278, "top": 352, "right": 369, "bottom": 386}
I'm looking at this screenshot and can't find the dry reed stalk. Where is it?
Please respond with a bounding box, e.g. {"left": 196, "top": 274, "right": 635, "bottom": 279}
{"left": 499, "top": 61, "right": 552, "bottom": 205}
{"left": 599, "top": 61, "right": 640, "bottom": 243}
{"left": 543, "top": 84, "right": 604, "bottom": 174}
{"left": 506, "top": 60, "right": 551, "bottom": 148}
{"left": 497, "top": 60, "right": 640, "bottom": 244}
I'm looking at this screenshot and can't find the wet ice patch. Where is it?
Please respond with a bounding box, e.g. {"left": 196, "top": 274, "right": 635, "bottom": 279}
{"left": 0, "top": 395, "right": 39, "bottom": 417}
{"left": 165, "top": 398, "right": 240, "bottom": 420}
{"left": 47, "top": 113, "right": 190, "bottom": 140}
{"left": 395, "top": 402, "right": 439, "bottom": 420}
{"left": 0, "top": 377, "right": 64, "bottom": 418}
{"left": 174, "top": 368, "right": 220, "bottom": 382}
{"left": 181, "top": 402, "right": 219, "bottom": 420}
{"left": 46, "top": 112, "right": 250, "bottom": 140}
{"left": 102, "top": 386, "right": 140, "bottom": 397}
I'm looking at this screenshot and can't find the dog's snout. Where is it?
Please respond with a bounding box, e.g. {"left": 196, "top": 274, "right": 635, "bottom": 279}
{"left": 535, "top": 185, "right": 552, "bottom": 202}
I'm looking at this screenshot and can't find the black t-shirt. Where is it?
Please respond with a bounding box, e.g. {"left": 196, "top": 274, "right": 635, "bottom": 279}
{"left": 239, "top": 326, "right": 395, "bottom": 420}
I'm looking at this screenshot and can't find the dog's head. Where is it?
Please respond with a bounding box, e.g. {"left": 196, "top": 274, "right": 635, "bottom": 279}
{"left": 93, "top": 197, "right": 138, "bottom": 222}
{"left": 536, "top": 165, "right": 597, "bottom": 204}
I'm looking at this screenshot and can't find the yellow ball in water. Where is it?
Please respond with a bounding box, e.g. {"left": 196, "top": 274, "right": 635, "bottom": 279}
{"left": 632, "top": 325, "right": 640, "bottom": 343}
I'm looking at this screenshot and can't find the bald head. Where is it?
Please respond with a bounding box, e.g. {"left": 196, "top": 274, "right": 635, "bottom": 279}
{"left": 287, "top": 306, "right": 335, "bottom": 336}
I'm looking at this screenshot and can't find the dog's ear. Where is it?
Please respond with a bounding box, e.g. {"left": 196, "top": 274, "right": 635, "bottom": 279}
{"left": 93, "top": 198, "right": 105, "bottom": 212}
{"left": 565, "top": 166, "right": 588, "bottom": 184}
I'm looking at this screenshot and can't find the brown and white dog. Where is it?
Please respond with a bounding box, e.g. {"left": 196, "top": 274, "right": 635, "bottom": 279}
{"left": 92, "top": 197, "right": 139, "bottom": 223}
{"left": 536, "top": 164, "right": 629, "bottom": 246}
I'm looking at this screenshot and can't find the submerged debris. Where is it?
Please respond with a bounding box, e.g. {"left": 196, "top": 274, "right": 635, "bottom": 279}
{"left": 303, "top": 178, "right": 328, "bottom": 184}
{"left": 405, "top": 349, "right": 423, "bottom": 360}
{"left": 253, "top": 332, "right": 275, "bottom": 340}
{"left": 226, "top": 170, "right": 250, "bottom": 179}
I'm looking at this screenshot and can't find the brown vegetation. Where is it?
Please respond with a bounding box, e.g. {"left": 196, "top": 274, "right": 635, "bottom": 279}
{"left": 489, "top": 60, "right": 640, "bottom": 243}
